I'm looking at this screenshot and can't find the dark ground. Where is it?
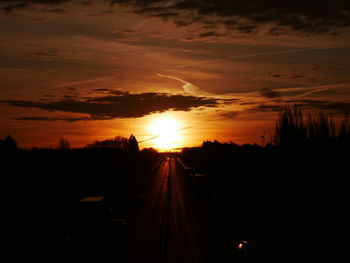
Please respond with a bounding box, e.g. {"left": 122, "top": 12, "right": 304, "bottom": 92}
{"left": 5, "top": 141, "right": 349, "bottom": 263}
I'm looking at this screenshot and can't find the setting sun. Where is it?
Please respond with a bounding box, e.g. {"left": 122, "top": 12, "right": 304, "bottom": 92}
{"left": 149, "top": 116, "right": 182, "bottom": 151}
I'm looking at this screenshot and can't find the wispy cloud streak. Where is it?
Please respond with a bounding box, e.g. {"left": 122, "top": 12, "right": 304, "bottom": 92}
{"left": 169, "top": 46, "right": 332, "bottom": 70}
{"left": 157, "top": 73, "right": 200, "bottom": 94}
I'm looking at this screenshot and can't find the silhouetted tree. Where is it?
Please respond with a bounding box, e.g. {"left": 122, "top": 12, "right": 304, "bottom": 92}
{"left": 274, "top": 106, "right": 339, "bottom": 146}
{"left": 317, "top": 112, "right": 336, "bottom": 141}
{"left": 85, "top": 136, "right": 129, "bottom": 151}
{"left": 338, "top": 115, "right": 350, "bottom": 140}
{"left": 114, "top": 136, "right": 128, "bottom": 151}
{"left": 274, "top": 105, "right": 307, "bottom": 146}
{"left": 128, "top": 134, "right": 139, "bottom": 153}
{"left": 0, "top": 135, "right": 18, "bottom": 151}
{"left": 58, "top": 137, "right": 70, "bottom": 149}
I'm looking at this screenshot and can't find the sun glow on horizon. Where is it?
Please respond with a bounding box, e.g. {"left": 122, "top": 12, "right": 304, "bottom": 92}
{"left": 148, "top": 116, "right": 183, "bottom": 151}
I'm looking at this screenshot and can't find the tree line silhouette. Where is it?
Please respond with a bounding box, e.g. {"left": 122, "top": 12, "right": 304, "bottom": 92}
{"left": 0, "top": 134, "right": 18, "bottom": 152}
{"left": 85, "top": 135, "right": 139, "bottom": 153}
{"left": 8, "top": 133, "right": 158, "bottom": 263}
{"left": 274, "top": 105, "right": 350, "bottom": 146}
{"left": 179, "top": 106, "right": 348, "bottom": 262}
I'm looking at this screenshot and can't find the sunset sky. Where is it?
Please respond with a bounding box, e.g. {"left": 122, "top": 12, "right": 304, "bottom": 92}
{"left": 1, "top": 0, "right": 350, "bottom": 150}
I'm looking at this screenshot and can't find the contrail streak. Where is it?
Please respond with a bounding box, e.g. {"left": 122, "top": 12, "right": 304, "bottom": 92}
{"left": 274, "top": 83, "right": 346, "bottom": 97}
{"left": 138, "top": 135, "right": 160, "bottom": 144}
{"left": 18, "top": 76, "right": 117, "bottom": 95}
{"left": 296, "top": 84, "right": 345, "bottom": 97}
{"left": 55, "top": 76, "right": 117, "bottom": 88}
{"left": 138, "top": 126, "right": 192, "bottom": 144}
{"left": 157, "top": 73, "right": 188, "bottom": 84}
{"left": 169, "top": 46, "right": 332, "bottom": 70}
{"left": 157, "top": 73, "right": 199, "bottom": 94}
{"left": 131, "top": 20, "right": 147, "bottom": 31}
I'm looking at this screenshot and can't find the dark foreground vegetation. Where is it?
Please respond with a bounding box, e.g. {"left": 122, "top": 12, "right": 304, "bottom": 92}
{"left": 180, "top": 107, "right": 349, "bottom": 262}
{"left": 4, "top": 135, "right": 160, "bottom": 263}
{"left": 5, "top": 106, "right": 350, "bottom": 263}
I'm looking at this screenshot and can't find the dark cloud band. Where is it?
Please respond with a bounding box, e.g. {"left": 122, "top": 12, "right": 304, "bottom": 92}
{"left": 2, "top": 91, "right": 219, "bottom": 121}
{"left": 0, "top": 0, "right": 69, "bottom": 13}
{"left": 111, "top": 0, "right": 350, "bottom": 35}
{"left": 249, "top": 99, "right": 350, "bottom": 114}
{"left": 2, "top": 0, "right": 350, "bottom": 35}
